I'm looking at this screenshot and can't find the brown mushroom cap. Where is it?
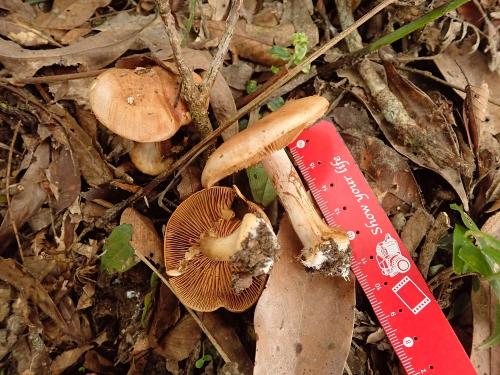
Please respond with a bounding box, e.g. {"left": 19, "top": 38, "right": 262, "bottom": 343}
{"left": 164, "top": 187, "right": 267, "bottom": 312}
{"left": 89, "top": 66, "right": 190, "bottom": 143}
{"left": 201, "top": 96, "right": 329, "bottom": 187}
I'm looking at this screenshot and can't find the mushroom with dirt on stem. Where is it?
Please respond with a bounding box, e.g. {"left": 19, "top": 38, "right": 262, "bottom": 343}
{"left": 89, "top": 66, "right": 192, "bottom": 175}
{"left": 164, "top": 186, "right": 279, "bottom": 312}
{"left": 201, "top": 96, "right": 351, "bottom": 278}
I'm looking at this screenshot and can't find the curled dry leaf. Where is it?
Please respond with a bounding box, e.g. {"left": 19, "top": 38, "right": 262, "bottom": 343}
{"left": 381, "top": 61, "right": 472, "bottom": 210}
{"left": 0, "top": 142, "right": 49, "bottom": 251}
{"left": 34, "top": 0, "right": 111, "bottom": 30}
{"left": 0, "top": 259, "right": 70, "bottom": 336}
{"left": 341, "top": 129, "right": 423, "bottom": 215}
{"left": 148, "top": 284, "right": 181, "bottom": 350}
{"left": 0, "top": 29, "right": 139, "bottom": 79}
{"left": 463, "top": 82, "right": 489, "bottom": 157}
{"left": 435, "top": 47, "right": 500, "bottom": 211}
{"left": 254, "top": 216, "right": 355, "bottom": 375}
{"left": 120, "top": 207, "right": 163, "bottom": 265}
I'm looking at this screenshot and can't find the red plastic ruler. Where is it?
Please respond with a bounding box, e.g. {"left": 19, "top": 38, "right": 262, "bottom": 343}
{"left": 289, "top": 120, "right": 476, "bottom": 375}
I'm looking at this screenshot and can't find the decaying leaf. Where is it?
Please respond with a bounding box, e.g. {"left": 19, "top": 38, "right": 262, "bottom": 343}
{"left": 0, "top": 259, "right": 70, "bottom": 336}
{"left": 400, "top": 207, "right": 434, "bottom": 256}
{"left": 34, "top": 0, "right": 111, "bottom": 30}
{"left": 120, "top": 207, "right": 163, "bottom": 265}
{"left": 0, "top": 19, "right": 52, "bottom": 47}
{"left": 0, "top": 142, "right": 49, "bottom": 251}
{"left": 177, "top": 165, "right": 202, "bottom": 202}
{"left": 155, "top": 314, "right": 202, "bottom": 361}
{"left": 0, "top": 29, "right": 139, "bottom": 79}
{"left": 463, "top": 82, "right": 489, "bottom": 157}
{"left": 254, "top": 216, "right": 355, "bottom": 374}
{"left": 148, "top": 284, "right": 181, "bottom": 349}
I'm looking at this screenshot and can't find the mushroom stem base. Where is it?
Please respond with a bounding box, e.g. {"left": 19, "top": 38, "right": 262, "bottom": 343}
{"left": 301, "top": 239, "right": 351, "bottom": 279}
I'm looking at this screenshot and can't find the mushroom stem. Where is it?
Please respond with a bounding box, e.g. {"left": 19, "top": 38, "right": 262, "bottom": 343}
{"left": 199, "top": 212, "right": 277, "bottom": 275}
{"left": 262, "top": 149, "right": 351, "bottom": 277}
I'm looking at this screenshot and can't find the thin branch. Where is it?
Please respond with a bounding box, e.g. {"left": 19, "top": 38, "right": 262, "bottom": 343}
{"left": 11, "top": 69, "right": 106, "bottom": 85}
{"left": 201, "top": 0, "right": 242, "bottom": 96}
{"left": 6, "top": 121, "right": 23, "bottom": 261}
{"left": 155, "top": 0, "right": 196, "bottom": 94}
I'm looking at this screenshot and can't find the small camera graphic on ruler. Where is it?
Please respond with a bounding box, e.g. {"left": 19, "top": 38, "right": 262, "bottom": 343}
{"left": 375, "top": 233, "right": 411, "bottom": 277}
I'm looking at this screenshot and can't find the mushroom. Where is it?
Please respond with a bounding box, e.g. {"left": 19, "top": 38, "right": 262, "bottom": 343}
{"left": 164, "top": 186, "right": 279, "bottom": 312}
{"left": 201, "top": 96, "right": 351, "bottom": 278}
{"left": 89, "top": 66, "right": 190, "bottom": 175}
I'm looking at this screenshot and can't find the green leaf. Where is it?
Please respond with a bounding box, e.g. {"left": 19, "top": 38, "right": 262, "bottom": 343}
{"left": 266, "top": 96, "right": 285, "bottom": 112}
{"left": 270, "top": 65, "right": 280, "bottom": 74}
{"left": 479, "top": 303, "right": 500, "bottom": 348}
{"left": 270, "top": 45, "right": 291, "bottom": 61}
{"left": 245, "top": 79, "right": 258, "bottom": 94}
{"left": 141, "top": 290, "right": 154, "bottom": 327}
{"left": 202, "top": 354, "right": 212, "bottom": 362}
{"left": 100, "top": 224, "right": 139, "bottom": 273}
{"left": 195, "top": 359, "right": 206, "bottom": 369}
{"left": 246, "top": 164, "right": 276, "bottom": 207}
{"left": 453, "top": 224, "right": 468, "bottom": 274}
{"left": 450, "top": 203, "right": 479, "bottom": 230}
{"left": 458, "top": 244, "right": 493, "bottom": 277}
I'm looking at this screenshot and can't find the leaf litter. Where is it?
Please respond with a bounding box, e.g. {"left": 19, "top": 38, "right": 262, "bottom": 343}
{"left": 0, "top": 0, "right": 499, "bottom": 374}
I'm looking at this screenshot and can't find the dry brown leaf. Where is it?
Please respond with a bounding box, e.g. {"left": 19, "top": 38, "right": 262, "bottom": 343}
{"left": 206, "top": 20, "right": 288, "bottom": 66}
{"left": 463, "top": 82, "right": 489, "bottom": 157}
{"left": 435, "top": 47, "right": 500, "bottom": 211}
{"left": 155, "top": 314, "right": 202, "bottom": 361}
{"left": 254, "top": 216, "right": 355, "bottom": 375}
{"left": 417, "top": 212, "right": 450, "bottom": 279}
{"left": 176, "top": 165, "right": 202, "bottom": 201}
{"left": 50, "top": 344, "right": 93, "bottom": 375}
{"left": 83, "top": 350, "right": 114, "bottom": 374}
{"left": 0, "top": 259, "right": 70, "bottom": 336}
{"left": 34, "top": 0, "right": 111, "bottom": 30}
{"left": 50, "top": 104, "right": 113, "bottom": 187}
{"left": 341, "top": 129, "right": 423, "bottom": 215}
{"left": 148, "top": 284, "right": 180, "bottom": 349}
{"left": 120, "top": 207, "right": 163, "bottom": 265}
{"left": 46, "top": 148, "right": 81, "bottom": 213}
{"left": 0, "top": 142, "right": 49, "bottom": 251}
{"left": 400, "top": 207, "right": 434, "bottom": 256}
{"left": 0, "top": 29, "right": 139, "bottom": 79}
{"left": 12, "top": 332, "right": 51, "bottom": 375}
{"left": 381, "top": 61, "right": 472, "bottom": 210}
{"left": 198, "top": 311, "right": 253, "bottom": 375}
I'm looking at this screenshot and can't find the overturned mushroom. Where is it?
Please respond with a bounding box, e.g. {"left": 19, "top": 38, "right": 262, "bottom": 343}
{"left": 89, "top": 66, "right": 189, "bottom": 175}
{"left": 202, "top": 96, "right": 351, "bottom": 278}
{"left": 164, "top": 186, "right": 279, "bottom": 312}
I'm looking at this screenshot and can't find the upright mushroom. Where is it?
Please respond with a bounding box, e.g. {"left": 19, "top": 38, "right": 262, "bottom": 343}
{"left": 202, "top": 96, "right": 351, "bottom": 278}
{"left": 164, "top": 186, "right": 279, "bottom": 312}
{"left": 89, "top": 66, "right": 190, "bottom": 175}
